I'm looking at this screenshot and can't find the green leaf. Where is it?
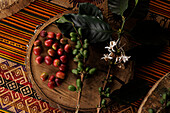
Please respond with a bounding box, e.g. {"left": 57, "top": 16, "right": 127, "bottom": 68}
{"left": 108, "top": 0, "right": 129, "bottom": 16}
{"left": 79, "top": 3, "right": 103, "bottom": 20}
{"left": 57, "top": 22, "right": 74, "bottom": 37}
{"left": 58, "top": 14, "right": 113, "bottom": 43}
{"left": 135, "top": 0, "right": 138, "bottom": 6}
{"left": 56, "top": 16, "right": 72, "bottom": 23}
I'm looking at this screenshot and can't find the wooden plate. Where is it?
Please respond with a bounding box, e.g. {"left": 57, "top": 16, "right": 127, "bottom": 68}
{"left": 138, "top": 73, "right": 170, "bottom": 113}
{"left": 26, "top": 11, "right": 134, "bottom": 112}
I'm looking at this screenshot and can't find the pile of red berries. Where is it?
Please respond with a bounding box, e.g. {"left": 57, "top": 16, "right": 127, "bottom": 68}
{"left": 33, "top": 30, "right": 72, "bottom": 89}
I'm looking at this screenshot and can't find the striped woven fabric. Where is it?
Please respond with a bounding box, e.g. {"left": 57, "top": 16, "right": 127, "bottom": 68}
{"left": 0, "top": 108, "right": 11, "bottom": 113}
{"left": 131, "top": 46, "right": 170, "bottom": 107}
{"left": 149, "top": 0, "right": 170, "bottom": 19}
{"left": 0, "top": 0, "right": 67, "bottom": 65}
{"left": 136, "top": 47, "right": 170, "bottom": 86}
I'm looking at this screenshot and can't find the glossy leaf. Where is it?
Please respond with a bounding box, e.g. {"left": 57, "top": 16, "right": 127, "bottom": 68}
{"left": 56, "top": 16, "right": 72, "bottom": 23}
{"left": 108, "top": 0, "right": 129, "bottom": 16}
{"left": 135, "top": 0, "right": 138, "bottom": 6}
{"left": 79, "top": 3, "right": 103, "bottom": 20}
{"left": 58, "top": 14, "right": 113, "bottom": 43}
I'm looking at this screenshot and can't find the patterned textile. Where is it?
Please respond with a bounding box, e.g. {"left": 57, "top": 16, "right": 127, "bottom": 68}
{"left": 0, "top": 0, "right": 67, "bottom": 112}
{"left": 133, "top": 47, "right": 170, "bottom": 107}
{"left": 0, "top": 58, "right": 61, "bottom": 113}
{"left": 146, "top": 0, "right": 170, "bottom": 29}
{"left": 0, "top": 108, "right": 12, "bottom": 113}
{"left": 0, "top": 0, "right": 67, "bottom": 65}
{"left": 149, "top": 0, "right": 170, "bottom": 19}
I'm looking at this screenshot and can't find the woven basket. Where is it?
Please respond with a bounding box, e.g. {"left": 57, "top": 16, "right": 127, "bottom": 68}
{"left": 50, "top": 0, "right": 108, "bottom": 19}
{"left": 0, "top": 0, "right": 35, "bottom": 19}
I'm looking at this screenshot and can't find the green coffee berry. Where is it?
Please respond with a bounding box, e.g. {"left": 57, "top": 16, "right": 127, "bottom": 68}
{"left": 78, "top": 61, "right": 83, "bottom": 69}
{"left": 73, "top": 49, "right": 78, "bottom": 55}
{"left": 162, "top": 93, "right": 167, "bottom": 100}
{"left": 79, "top": 48, "right": 83, "bottom": 55}
{"left": 71, "top": 37, "right": 77, "bottom": 42}
{"left": 148, "top": 108, "right": 154, "bottom": 113}
{"left": 99, "top": 87, "right": 102, "bottom": 92}
{"left": 72, "top": 69, "right": 78, "bottom": 75}
{"left": 105, "top": 87, "right": 110, "bottom": 93}
{"left": 101, "top": 99, "right": 106, "bottom": 105}
{"left": 85, "top": 67, "right": 90, "bottom": 72}
{"left": 75, "top": 44, "right": 81, "bottom": 49}
{"left": 77, "top": 67, "right": 83, "bottom": 72}
{"left": 76, "top": 79, "right": 81, "bottom": 88}
{"left": 83, "top": 43, "right": 89, "bottom": 49}
{"left": 76, "top": 53, "right": 82, "bottom": 59}
{"left": 106, "top": 93, "right": 110, "bottom": 98}
{"left": 84, "top": 39, "right": 88, "bottom": 43}
{"left": 68, "top": 85, "right": 76, "bottom": 91}
{"left": 78, "top": 28, "right": 82, "bottom": 36}
{"left": 70, "top": 32, "right": 77, "bottom": 37}
{"left": 88, "top": 68, "right": 97, "bottom": 75}
{"left": 83, "top": 50, "right": 88, "bottom": 58}
{"left": 77, "top": 41, "right": 81, "bottom": 45}
{"left": 73, "top": 57, "right": 79, "bottom": 62}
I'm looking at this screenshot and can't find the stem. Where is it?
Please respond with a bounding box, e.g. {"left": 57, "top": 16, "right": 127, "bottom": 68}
{"left": 71, "top": 22, "right": 83, "bottom": 46}
{"left": 126, "top": 2, "right": 138, "bottom": 21}
{"left": 117, "top": 16, "right": 125, "bottom": 47}
{"left": 97, "top": 64, "right": 112, "bottom": 113}
{"left": 118, "top": 16, "right": 125, "bottom": 40}
{"left": 71, "top": 23, "right": 86, "bottom": 113}
{"left": 97, "top": 16, "right": 126, "bottom": 113}
{"left": 75, "top": 73, "right": 85, "bottom": 113}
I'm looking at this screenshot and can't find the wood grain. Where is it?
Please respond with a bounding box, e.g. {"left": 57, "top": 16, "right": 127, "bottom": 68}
{"left": 26, "top": 11, "right": 134, "bottom": 112}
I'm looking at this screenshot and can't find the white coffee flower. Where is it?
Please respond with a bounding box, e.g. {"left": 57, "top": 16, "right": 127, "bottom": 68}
{"left": 120, "top": 55, "right": 131, "bottom": 63}
{"left": 115, "top": 55, "right": 131, "bottom": 64}
{"left": 101, "top": 54, "right": 113, "bottom": 61}
{"left": 105, "top": 40, "right": 118, "bottom": 52}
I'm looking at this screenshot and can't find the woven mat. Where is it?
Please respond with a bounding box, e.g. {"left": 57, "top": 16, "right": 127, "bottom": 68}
{"left": 0, "top": 0, "right": 170, "bottom": 113}
{"left": 146, "top": 0, "right": 170, "bottom": 29}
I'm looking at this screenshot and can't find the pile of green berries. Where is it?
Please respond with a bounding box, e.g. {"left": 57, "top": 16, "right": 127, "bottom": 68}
{"left": 98, "top": 75, "right": 113, "bottom": 107}
{"left": 68, "top": 28, "right": 96, "bottom": 91}
{"left": 148, "top": 88, "right": 170, "bottom": 113}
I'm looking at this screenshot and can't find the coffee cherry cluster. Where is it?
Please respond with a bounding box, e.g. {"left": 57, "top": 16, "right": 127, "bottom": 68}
{"left": 71, "top": 30, "right": 96, "bottom": 76}
{"left": 40, "top": 72, "right": 62, "bottom": 89}
{"left": 33, "top": 30, "right": 72, "bottom": 89}
{"left": 68, "top": 28, "right": 96, "bottom": 92}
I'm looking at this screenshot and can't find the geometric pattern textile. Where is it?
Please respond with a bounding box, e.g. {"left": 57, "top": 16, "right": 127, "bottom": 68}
{"left": 0, "top": 58, "right": 61, "bottom": 113}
